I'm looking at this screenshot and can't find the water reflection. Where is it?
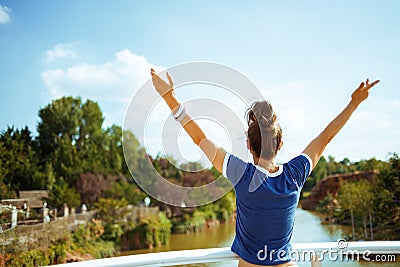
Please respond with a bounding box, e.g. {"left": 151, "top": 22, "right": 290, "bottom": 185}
{"left": 292, "top": 209, "right": 351, "bottom": 243}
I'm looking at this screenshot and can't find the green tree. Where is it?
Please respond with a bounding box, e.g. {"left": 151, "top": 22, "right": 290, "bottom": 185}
{"left": 37, "top": 97, "right": 82, "bottom": 163}
{"left": 123, "top": 130, "right": 156, "bottom": 189}
{"left": 94, "top": 197, "right": 131, "bottom": 243}
{"left": 355, "top": 157, "right": 388, "bottom": 172}
{"left": 0, "top": 126, "right": 44, "bottom": 191}
{"left": 77, "top": 100, "right": 105, "bottom": 173}
{"left": 103, "top": 125, "right": 123, "bottom": 174}
{"left": 303, "top": 156, "right": 327, "bottom": 193}
{"left": 0, "top": 142, "right": 7, "bottom": 182}
{"left": 94, "top": 197, "right": 129, "bottom": 225}
{"left": 213, "top": 190, "right": 235, "bottom": 221}
{"left": 47, "top": 182, "right": 81, "bottom": 210}
{"left": 338, "top": 180, "right": 374, "bottom": 240}
{"left": 37, "top": 97, "right": 83, "bottom": 184}
{"left": 102, "top": 181, "right": 146, "bottom": 206}
{"left": 337, "top": 157, "right": 353, "bottom": 173}
{"left": 316, "top": 193, "right": 336, "bottom": 218}
{"left": 37, "top": 97, "right": 107, "bottom": 185}
{"left": 353, "top": 180, "right": 374, "bottom": 240}
{"left": 53, "top": 135, "right": 82, "bottom": 185}
{"left": 372, "top": 153, "right": 400, "bottom": 224}
{"left": 43, "top": 162, "right": 56, "bottom": 191}
{"left": 326, "top": 155, "right": 337, "bottom": 175}
{"left": 0, "top": 142, "right": 11, "bottom": 199}
{"left": 313, "top": 156, "right": 328, "bottom": 183}
{"left": 337, "top": 181, "right": 357, "bottom": 240}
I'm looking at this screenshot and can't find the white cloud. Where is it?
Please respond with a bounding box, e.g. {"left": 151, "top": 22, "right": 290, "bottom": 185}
{"left": 45, "top": 44, "right": 77, "bottom": 62}
{"left": 0, "top": 5, "right": 11, "bottom": 24}
{"left": 42, "top": 49, "right": 163, "bottom": 127}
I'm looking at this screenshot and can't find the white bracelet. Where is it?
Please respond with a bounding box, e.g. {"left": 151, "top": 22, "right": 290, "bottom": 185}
{"left": 172, "top": 104, "right": 184, "bottom": 119}
{"left": 175, "top": 107, "right": 187, "bottom": 122}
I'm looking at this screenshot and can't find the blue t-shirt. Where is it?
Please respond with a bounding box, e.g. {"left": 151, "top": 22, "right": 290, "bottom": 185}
{"left": 222, "top": 153, "right": 312, "bottom": 265}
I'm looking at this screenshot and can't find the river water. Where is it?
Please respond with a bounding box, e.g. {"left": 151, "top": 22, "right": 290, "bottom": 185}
{"left": 121, "top": 209, "right": 398, "bottom": 266}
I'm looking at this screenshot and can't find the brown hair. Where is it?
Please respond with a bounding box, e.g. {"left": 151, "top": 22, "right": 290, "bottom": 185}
{"left": 246, "top": 100, "right": 282, "bottom": 160}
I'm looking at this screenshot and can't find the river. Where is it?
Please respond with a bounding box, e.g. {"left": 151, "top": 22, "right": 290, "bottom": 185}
{"left": 121, "top": 209, "right": 398, "bottom": 266}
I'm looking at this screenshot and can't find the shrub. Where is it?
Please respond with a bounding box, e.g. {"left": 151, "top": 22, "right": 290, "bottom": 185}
{"left": 9, "top": 249, "right": 50, "bottom": 267}
{"left": 48, "top": 238, "right": 68, "bottom": 264}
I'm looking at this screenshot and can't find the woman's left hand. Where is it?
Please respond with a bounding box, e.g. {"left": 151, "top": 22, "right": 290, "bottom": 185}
{"left": 150, "top": 68, "right": 174, "bottom": 96}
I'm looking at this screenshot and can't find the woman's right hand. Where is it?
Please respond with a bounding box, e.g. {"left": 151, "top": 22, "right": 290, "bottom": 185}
{"left": 351, "top": 79, "right": 380, "bottom": 105}
{"left": 150, "top": 68, "right": 175, "bottom": 96}
{"left": 303, "top": 78, "right": 380, "bottom": 172}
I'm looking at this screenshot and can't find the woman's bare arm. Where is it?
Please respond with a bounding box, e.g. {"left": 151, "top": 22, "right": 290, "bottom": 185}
{"left": 303, "top": 79, "right": 380, "bottom": 170}
{"left": 150, "top": 68, "right": 226, "bottom": 173}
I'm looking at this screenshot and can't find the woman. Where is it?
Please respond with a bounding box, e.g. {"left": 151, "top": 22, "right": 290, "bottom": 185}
{"left": 150, "top": 68, "right": 379, "bottom": 266}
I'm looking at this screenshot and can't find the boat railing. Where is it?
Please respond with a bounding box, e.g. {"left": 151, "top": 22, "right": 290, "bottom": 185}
{"left": 48, "top": 241, "right": 400, "bottom": 267}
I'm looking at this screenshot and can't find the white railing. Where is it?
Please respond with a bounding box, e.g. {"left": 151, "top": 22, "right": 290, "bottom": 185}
{"left": 48, "top": 241, "right": 400, "bottom": 267}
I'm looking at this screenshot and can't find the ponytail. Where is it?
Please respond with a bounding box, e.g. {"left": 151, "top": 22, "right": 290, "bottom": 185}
{"left": 246, "top": 101, "right": 282, "bottom": 159}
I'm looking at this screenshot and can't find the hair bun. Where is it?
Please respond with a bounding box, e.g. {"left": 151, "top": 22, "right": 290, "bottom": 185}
{"left": 248, "top": 100, "right": 276, "bottom": 128}
{"left": 246, "top": 100, "right": 282, "bottom": 160}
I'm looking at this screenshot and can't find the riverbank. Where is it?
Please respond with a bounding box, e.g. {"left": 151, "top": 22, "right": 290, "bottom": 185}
{"left": 119, "top": 217, "right": 236, "bottom": 256}
{"left": 300, "top": 189, "right": 400, "bottom": 241}
{"left": 300, "top": 153, "right": 400, "bottom": 242}
{"left": 0, "top": 219, "right": 115, "bottom": 267}
{"left": 120, "top": 209, "right": 352, "bottom": 256}
{"left": 0, "top": 189, "right": 235, "bottom": 266}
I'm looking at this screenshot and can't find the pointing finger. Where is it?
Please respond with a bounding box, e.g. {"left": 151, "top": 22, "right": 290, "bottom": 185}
{"left": 369, "top": 80, "right": 380, "bottom": 88}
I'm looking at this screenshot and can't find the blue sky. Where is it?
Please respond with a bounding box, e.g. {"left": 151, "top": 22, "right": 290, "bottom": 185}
{"left": 1, "top": 1, "right": 399, "bottom": 163}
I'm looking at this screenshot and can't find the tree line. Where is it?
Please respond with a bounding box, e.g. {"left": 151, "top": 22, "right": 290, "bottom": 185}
{"left": 302, "top": 155, "right": 389, "bottom": 194}
{"left": 0, "top": 96, "right": 235, "bottom": 223}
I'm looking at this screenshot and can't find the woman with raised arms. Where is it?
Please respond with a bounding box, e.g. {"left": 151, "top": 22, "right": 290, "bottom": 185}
{"left": 151, "top": 67, "right": 379, "bottom": 267}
